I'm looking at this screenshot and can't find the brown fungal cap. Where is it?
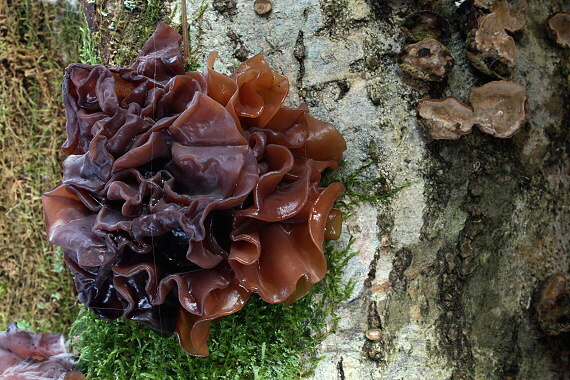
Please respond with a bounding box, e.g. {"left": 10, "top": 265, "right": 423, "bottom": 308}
{"left": 547, "top": 13, "right": 570, "bottom": 48}
{"left": 254, "top": 0, "right": 272, "bottom": 15}
{"left": 417, "top": 97, "right": 474, "bottom": 140}
{"left": 466, "top": 13, "right": 516, "bottom": 79}
{"left": 401, "top": 11, "right": 451, "bottom": 45}
{"left": 492, "top": 0, "right": 528, "bottom": 33}
{"left": 397, "top": 38, "right": 455, "bottom": 82}
{"left": 468, "top": 80, "right": 528, "bottom": 138}
{"left": 0, "top": 323, "right": 84, "bottom": 379}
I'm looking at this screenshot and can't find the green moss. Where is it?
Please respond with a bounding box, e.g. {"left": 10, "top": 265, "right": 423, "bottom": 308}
{"left": 70, "top": 243, "right": 355, "bottom": 380}
{"left": 0, "top": 0, "right": 91, "bottom": 334}
{"left": 91, "top": 0, "right": 174, "bottom": 67}
{"left": 326, "top": 160, "right": 411, "bottom": 213}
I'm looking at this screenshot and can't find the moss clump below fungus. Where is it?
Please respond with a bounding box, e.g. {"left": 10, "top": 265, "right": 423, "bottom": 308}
{"left": 70, "top": 242, "right": 356, "bottom": 379}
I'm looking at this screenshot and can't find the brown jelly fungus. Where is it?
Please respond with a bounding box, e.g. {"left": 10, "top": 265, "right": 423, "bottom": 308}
{"left": 42, "top": 23, "right": 346, "bottom": 356}
{"left": 417, "top": 97, "right": 474, "bottom": 140}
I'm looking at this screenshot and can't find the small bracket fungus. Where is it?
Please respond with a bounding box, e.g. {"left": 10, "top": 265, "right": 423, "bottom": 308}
{"left": 254, "top": 0, "right": 272, "bottom": 15}
{"left": 401, "top": 11, "right": 451, "bottom": 45}
{"left": 468, "top": 80, "right": 529, "bottom": 138}
{"left": 491, "top": 0, "right": 528, "bottom": 33}
{"left": 465, "top": 0, "right": 528, "bottom": 31}
{"left": 547, "top": 13, "right": 570, "bottom": 48}
{"left": 397, "top": 38, "right": 455, "bottom": 82}
{"left": 466, "top": 12, "right": 517, "bottom": 79}
{"left": 417, "top": 97, "right": 474, "bottom": 140}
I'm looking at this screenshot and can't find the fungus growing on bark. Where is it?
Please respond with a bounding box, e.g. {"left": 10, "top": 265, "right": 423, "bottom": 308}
{"left": 536, "top": 273, "right": 570, "bottom": 336}
{"left": 42, "top": 23, "right": 346, "bottom": 356}
{"left": 468, "top": 80, "right": 528, "bottom": 138}
{"left": 397, "top": 38, "right": 455, "bottom": 82}
{"left": 417, "top": 97, "right": 474, "bottom": 139}
{"left": 491, "top": 0, "right": 528, "bottom": 33}
{"left": 466, "top": 12, "right": 517, "bottom": 79}
{"left": 0, "top": 323, "right": 84, "bottom": 379}
{"left": 462, "top": 0, "right": 528, "bottom": 30}
{"left": 401, "top": 11, "right": 451, "bottom": 45}
{"left": 547, "top": 13, "right": 570, "bottom": 48}
{"left": 254, "top": 0, "right": 272, "bottom": 15}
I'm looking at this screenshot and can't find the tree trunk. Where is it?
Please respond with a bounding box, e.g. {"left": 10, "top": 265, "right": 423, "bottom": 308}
{"left": 181, "top": 0, "right": 568, "bottom": 378}
{"left": 187, "top": 0, "right": 570, "bottom": 378}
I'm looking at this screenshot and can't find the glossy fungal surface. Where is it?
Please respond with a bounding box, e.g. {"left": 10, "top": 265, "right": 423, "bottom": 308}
{"left": 42, "top": 23, "right": 346, "bottom": 356}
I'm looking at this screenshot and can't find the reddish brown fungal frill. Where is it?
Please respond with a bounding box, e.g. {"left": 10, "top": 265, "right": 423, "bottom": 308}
{"left": 468, "top": 80, "right": 528, "bottom": 138}
{"left": 492, "top": 0, "right": 528, "bottom": 33}
{"left": 397, "top": 38, "right": 455, "bottom": 82}
{"left": 417, "top": 97, "right": 474, "bottom": 140}
{"left": 466, "top": 12, "right": 517, "bottom": 79}
{"left": 547, "top": 13, "right": 570, "bottom": 48}
{"left": 0, "top": 323, "right": 84, "bottom": 379}
{"left": 42, "top": 23, "right": 346, "bottom": 356}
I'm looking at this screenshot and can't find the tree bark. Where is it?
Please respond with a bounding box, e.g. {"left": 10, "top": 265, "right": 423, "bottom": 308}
{"left": 176, "top": 0, "right": 568, "bottom": 378}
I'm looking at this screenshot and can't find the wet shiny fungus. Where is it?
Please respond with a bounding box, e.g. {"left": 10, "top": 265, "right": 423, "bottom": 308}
{"left": 42, "top": 23, "right": 346, "bottom": 356}
{"left": 0, "top": 323, "right": 84, "bottom": 379}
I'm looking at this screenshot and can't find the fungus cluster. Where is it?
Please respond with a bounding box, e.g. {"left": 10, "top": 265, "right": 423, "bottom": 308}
{"left": 461, "top": 0, "right": 528, "bottom": 79}
{"left": 42, "top": 23, "right": 346, "bottom": 356}
{"left": 418, "top": 81, "right": 529, "bottom": 139}
{"left": 0, "top": 323, "right": 84, "bottom": 379}
{"left": 406, "top": 4, "right": 531, "bottom": 140}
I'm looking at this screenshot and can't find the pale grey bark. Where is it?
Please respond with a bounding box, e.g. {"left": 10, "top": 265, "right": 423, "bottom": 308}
{"left": 181, "top": 0, "right": 570, "bottom": 378}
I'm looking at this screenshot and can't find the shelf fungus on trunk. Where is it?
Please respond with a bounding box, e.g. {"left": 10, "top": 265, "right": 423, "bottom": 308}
{"left": 468, "top": 80, "right": 529, "bottom": 138}
{"left": 535, "top": 273, "right": 570, "bottom": 336}
{"left": 397, "top": 38, "right": 455, "bottom": 82}
{"left": 466, "top": 12, "right": 517, "bottom": 79}
{"left": 42, "top": 23, "right": 346, "bottom": 356}
{"left": 546, "top": 13, "right": 570, "bottom": 48}
{"left": 417, "top": 97, "right": 474, "bottom": 140}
